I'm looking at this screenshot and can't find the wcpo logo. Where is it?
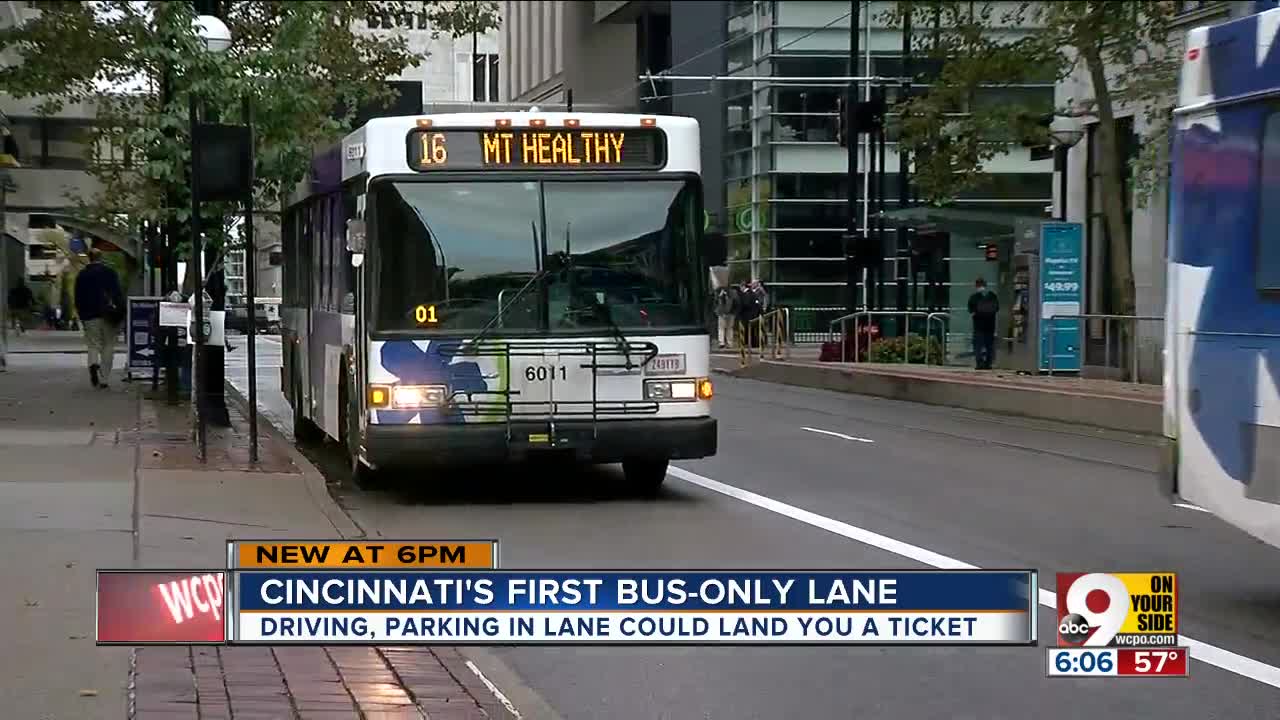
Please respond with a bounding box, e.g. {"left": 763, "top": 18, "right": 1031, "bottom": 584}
{"left": 1056, "top": 573, "right": 1179, "bottom": 648}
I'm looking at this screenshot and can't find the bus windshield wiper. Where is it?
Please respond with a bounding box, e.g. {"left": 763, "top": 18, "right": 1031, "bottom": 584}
{"left": 462, "top": 222, "right": 547, "bottom": 350}
{"left": 588, "top": 293, "right": 643, "bottom": 370}
{"left": 559, "top": 221, "right": 641, "bottom": 370}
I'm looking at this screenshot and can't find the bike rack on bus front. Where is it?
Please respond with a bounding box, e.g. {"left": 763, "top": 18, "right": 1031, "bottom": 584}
{"left": 432, "top": 338, "right": 662, "bottom": 454}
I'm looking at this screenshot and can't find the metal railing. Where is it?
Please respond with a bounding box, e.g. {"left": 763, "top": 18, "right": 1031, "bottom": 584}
{"left": 737, "top": 308, "right": 791, "bottom": 367}
{"left": 1046, "top": 314, "right": 1165, "bottom": 383}
{"left": 828, "top": 310, "right": 949, "bottom": 365}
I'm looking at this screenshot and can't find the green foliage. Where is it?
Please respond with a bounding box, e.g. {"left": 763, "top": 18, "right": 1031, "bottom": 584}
{"left": 880, "top": 1, "right": 1177, "bottom": 210}
{"left": 0, "top": 0, "right": 499, "bottom": 248}
{"left": 867, "top": 334, "right": 945, "bottom": 365}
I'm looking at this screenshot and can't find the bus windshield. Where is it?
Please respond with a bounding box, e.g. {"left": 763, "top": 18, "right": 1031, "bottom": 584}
{"left": 371, "top": 178, "right": 704, "bottom": 334}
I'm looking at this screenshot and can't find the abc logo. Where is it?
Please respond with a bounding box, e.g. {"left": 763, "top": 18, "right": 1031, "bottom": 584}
{"left": 1058, "top": 613, "right": 1093, "bottom": 644}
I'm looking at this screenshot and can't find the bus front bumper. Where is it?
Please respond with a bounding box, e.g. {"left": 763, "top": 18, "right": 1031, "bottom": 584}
{"left": 364, "top": 417, "right": 717, "bottom": 469}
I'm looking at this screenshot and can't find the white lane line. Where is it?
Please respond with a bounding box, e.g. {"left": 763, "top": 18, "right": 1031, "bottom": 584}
{"left": 1175, "top": 502, "right": 1212, "bottom": 513}
{"left": 802, "top": 426, "right": 875, "bottom": 443}
{"left": 465, "top": 659, "right": 523, "bottom": 719}
{"left": 667, "top": 465, "right": 1280, "bottom": 691}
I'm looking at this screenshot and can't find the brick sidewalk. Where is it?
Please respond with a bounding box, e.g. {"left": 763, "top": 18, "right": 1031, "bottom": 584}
{"left": 133, "top": 645, "right": 510, "bottom": 719}
{"left": 129, "top": 388, "right": 512, "bottom": 720}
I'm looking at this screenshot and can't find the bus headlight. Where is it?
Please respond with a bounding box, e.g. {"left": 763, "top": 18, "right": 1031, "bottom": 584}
{"left": 644, "top": 379, "right": 698, "bottom": 401}
{"left": 391, "top": 385, "right": 448, "bottom": 409}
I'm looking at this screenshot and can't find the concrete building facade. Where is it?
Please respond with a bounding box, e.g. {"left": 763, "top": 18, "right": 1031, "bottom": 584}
{"left": 1, "top": 0, "right": 143, "bottom": 325}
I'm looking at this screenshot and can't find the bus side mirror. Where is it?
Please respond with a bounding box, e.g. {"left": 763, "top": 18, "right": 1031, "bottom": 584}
{"left": 346, "top": 218, "right": 366, "bottom": 253}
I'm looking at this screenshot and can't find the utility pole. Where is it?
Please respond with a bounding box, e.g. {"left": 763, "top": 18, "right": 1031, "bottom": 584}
{"left": 844, "top": 0, "right": 861, "bottom": 317}
{"left": 899, "top": 2, "right": 912, "bottom": 209}
{"left": 192, "top": 0, "right": 231, "bottom": 428}
{"left": 161, "top": 50, "right": 181, "bottom": 403}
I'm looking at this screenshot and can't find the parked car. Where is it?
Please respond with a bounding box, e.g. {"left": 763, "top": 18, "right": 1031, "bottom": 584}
{"left": 225, "top": 297, "right": 280, "bottom": 334}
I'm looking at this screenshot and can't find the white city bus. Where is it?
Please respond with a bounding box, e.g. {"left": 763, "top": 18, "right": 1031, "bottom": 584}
{"left": 280, "top": 112, "right": 717, "bottom": 492}
{"left": 1161, "top": 7, "right": 1280, "bottom": 547}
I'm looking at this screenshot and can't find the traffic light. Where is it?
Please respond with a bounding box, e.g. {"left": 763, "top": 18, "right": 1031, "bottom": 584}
{"left": 985, "top": 243, "right": 999, "bottom": 261}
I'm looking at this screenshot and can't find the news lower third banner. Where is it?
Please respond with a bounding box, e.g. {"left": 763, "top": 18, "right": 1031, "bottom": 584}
{"left": 96, "top": 541, "right": 1035, "bottom": 646}
{"left": 230, "top": 570, "right": 1038, "bottom": 645}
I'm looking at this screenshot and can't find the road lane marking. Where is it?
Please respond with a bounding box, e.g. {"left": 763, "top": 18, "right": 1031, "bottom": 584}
{"left": 466, "top": 659, "right": 523, "bottom": 719}
{"left": 802, "top": 426, "right": 874, "bottom": 443}
{"left": 667, "top": 465, "right": 1280, "bottom": 690}
{"left": 1175, "top": 502, "right": 1211, "bottom": 513}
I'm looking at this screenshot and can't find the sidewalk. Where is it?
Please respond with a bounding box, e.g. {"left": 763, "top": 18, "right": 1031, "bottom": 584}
{"left": 0, "top": 344, "right": 511, "bottom": 719}
{"left": 4, "top": 327, "right": 98, "bottom": 354}
{"left": 712, "top": 348, "right": 1162, "bottom": 435}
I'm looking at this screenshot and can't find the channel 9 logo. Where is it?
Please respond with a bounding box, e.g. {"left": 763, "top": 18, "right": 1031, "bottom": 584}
{"left": 1056, "top": 573, "right": 1178, "bottom": 648}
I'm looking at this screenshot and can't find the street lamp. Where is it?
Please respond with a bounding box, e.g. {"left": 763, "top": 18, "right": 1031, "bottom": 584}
{"left": 1050, "top": 128, "right": 1085, "bottom": 148}
{"left": 194, "top": 15, "right": 232, "bottom": 53}
{"left": 189, "top": 12, "right": 235, "bottom": 454}
{"left": 1050, "top": 126, "right": 1085, "bottom": 221}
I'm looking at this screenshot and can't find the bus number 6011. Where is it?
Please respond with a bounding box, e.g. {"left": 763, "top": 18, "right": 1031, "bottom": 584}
{"left": 526, "top": 365, "right": 567, "bottom": 382}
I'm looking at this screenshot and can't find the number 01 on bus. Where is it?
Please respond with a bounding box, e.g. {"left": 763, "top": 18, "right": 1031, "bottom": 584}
{"left": 413, "top": 305, "right": 438, "bottom": 324}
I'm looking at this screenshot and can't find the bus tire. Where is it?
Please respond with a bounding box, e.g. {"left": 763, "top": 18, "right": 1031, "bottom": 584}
{"left": 342, "top": 373, "right": 384, "bottom": 490}
{"left": 622, "top": 458, "right": 669, "bottom": 495}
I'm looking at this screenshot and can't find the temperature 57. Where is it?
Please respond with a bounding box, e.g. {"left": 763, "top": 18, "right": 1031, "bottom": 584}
{"left": 525, "top": 364, "right": 568, "bottom": 382}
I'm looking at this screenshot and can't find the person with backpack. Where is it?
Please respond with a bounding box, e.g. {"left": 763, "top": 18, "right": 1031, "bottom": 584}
{"left": 73, "top": 248, "right": 126, "bottom": 388}
{"left": 737, "top": 280, "right": 764, "bottom": 348}
{"left": 713, "top": 284, "right": 739, "bottom": 349}
{"left": 967, "top": 277, "right": 1000, "bottom": 370}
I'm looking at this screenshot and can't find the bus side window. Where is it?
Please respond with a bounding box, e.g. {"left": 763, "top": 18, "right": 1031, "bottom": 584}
{"left": 341, "top": 186, "right": 358, "bottom": 309}
{"left": 1259, "top": 111, "right": 1280, "bottom": 293}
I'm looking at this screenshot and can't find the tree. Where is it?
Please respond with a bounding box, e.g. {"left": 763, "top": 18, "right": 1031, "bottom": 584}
{"left": 0, "top": 0, "right": 500, "bottom": 263}
{"left": 882, "top": 0, "right": 1178, "bottom": 318}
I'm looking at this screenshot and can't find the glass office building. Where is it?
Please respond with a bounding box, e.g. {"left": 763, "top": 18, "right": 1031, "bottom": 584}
{"left": 720, "top": 1, "right": 1054, "bottom": 343}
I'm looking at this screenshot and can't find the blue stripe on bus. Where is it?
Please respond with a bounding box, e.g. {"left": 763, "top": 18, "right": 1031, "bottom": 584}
{"left": 1175, "top": 11, "right": 1280, "bottom": 486}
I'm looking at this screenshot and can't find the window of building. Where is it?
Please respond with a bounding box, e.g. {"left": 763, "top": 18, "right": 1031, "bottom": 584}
{"left": 727, "top": 37, "right": 754, "bottom": 73}
{"left": 473, "top": 53, "right": 499, "bottom": 102}
{"left": 1173, "top": 1, "right": 1215, "bottom": 14}
{"left": 772, "top": 55, "right": 847, "bottom": 79}
{"left": 1258, "top": 111, "right": 1280, "bottom": 291}
{"left": 773, "top": 173, "right": 848, "bottom": 200}
{"left": 93, "top": 128, "right": 131, "bottom": 167}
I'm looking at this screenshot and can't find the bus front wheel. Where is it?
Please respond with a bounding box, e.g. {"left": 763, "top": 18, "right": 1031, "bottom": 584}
{"left": 343, "top": 375, "right": 384, "bottom": 491}
{"left": 622, "top": 458, "right": 669, "bottom": 496}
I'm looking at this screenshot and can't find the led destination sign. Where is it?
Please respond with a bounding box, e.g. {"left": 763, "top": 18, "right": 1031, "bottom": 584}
{"left": 407, "top": 127, "right": 666, "bottom": 171}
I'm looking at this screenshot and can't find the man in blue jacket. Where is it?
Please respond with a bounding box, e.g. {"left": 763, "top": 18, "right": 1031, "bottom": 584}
{"left": 74, "top": 248, "right": 126, "bottom": 388}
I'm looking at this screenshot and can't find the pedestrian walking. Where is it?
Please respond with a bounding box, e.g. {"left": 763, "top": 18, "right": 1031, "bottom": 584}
{"left": 73, "top": 248, "right": 125, "bottom": 388}
{"left": 713, "top": 284, "right": 739, "bottom": 348}
{"left": 967, "top": 277, "right": 999, "bottom": 370}
{"left": 7, "top": 278, "right": 33, "bottom": 334}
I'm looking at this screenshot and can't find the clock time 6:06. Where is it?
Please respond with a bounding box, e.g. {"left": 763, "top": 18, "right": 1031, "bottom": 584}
{"left": 1051, "top": 649, "right": 1115, "bottom": 675}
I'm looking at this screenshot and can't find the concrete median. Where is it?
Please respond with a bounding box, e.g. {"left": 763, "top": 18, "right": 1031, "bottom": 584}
{"left": 715, "top": 358, "right": 1162, "bottom": 436}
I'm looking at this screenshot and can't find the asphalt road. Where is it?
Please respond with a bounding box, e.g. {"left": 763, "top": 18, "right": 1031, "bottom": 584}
{"left": 226, "top": 335, "right": 1280, "bottom": 720}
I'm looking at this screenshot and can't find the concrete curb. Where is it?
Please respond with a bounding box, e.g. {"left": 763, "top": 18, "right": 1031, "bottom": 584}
{"left": 222, "top": 381, "right": 365, "bottom": 540}
{"left": 720, "top": 360, "right": 1161, "bottom": 436}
